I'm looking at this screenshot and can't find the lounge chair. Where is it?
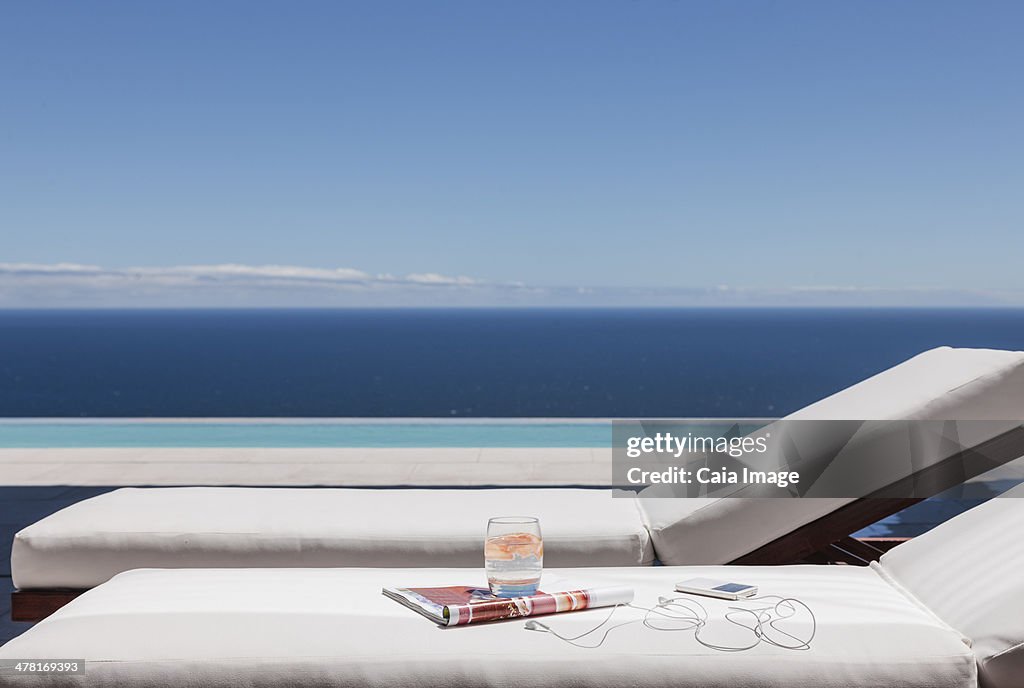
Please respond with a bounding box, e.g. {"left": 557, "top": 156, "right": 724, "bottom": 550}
{"left": 3, "top": 481, "right": 1022, "bottom": 687}
{"left": 11, "top": 347, "right": 1024, "bottom": 621}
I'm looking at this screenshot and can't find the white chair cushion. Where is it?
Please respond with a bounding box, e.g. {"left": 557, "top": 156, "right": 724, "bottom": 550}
{"left": 789, "top": 346, "right": 1024, "bottom": 422}
{"left": 638, "top": 496, "right": 851, "bottom": 565}
{"left": 640, "top": 347, "right": 1024, "bottom": 565}
{"left": 0, "top": 566, "right": 975, "bottom": 688}
{"left": 880, "top": 483, "right": 1024, "bottom": 688}
{"left": 12, "top": 487, "right": 653, "bottom": 589}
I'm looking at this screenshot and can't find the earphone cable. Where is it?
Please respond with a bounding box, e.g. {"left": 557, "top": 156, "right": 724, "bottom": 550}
{"left": 524, "top": 594, "right": 816, "bottom": 652}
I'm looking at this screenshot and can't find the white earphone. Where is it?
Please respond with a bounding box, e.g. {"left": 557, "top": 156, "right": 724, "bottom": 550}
{"left": 524, "top": 594, "right": 816, "bottom": 652}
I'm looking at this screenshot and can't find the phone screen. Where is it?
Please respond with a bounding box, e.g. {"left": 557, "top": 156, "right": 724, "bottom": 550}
{"left": 713, "top": 583, "right": 753, "bottom": 593}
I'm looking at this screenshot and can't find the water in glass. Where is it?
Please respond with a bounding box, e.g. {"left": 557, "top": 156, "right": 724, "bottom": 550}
{"left": 485, "top": 516, "right": 543, "bottom": 598}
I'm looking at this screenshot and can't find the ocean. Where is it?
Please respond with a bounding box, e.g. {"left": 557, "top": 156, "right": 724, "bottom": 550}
{"left": 2, "top": 308, "right": 1023, "bottom": 418}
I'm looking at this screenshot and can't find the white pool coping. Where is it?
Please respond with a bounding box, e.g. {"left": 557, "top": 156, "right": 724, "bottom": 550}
{"left": 0, "top": 447, "right": 614, "bottom": 486}
{"left": 0, "top": 418, "right": 782, "bottom": 486}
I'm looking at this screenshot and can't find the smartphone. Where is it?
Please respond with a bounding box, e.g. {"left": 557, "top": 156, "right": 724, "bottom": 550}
{"left": 675, "top": 578, "right": 758, "bottom": 600}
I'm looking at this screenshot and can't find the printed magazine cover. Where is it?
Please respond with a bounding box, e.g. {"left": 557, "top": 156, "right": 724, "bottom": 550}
{"left": 383, "top": 585, "right": 633, "bottom": 626}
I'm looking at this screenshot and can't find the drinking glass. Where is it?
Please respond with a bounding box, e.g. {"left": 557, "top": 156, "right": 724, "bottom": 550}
{"left": 485, "top": 516, "right": 543, "bottom": 598}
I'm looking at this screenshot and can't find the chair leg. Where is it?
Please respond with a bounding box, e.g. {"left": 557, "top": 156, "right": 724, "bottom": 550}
{"left": 11, "top": 590, "right": 86, "bottom": 622}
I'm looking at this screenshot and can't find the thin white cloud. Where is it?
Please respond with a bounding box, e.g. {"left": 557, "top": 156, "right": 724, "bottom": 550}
{"left": 0, "top": 263, "right": 1022, "bottom": 307}
{"left": 159, "top": 264, "right": 373, "bottom": 282}
{"left": 0, "top": 262, "right": 499, "bottom": 307}
{"left": 404, "top": 272, "right": 477, "bottom": 285}
{"left": 0, "top": 263, "right": 474, "bottom": 288}
{"left": 0, "top": 262, "right": 104, "bottom": 274}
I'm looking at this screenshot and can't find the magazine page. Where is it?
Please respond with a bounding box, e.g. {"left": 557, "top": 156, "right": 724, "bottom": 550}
{"left": 383, "top": 584, "right": 633, "bottom": 626}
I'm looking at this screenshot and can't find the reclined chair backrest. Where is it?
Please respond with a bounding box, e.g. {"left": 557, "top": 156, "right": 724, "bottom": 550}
{"left": 879, "top": 482, "right": 1024, "bottom": 688}
{"left": 639, "top": 347, "right": 1024, "bottom": 565}
{"left": 789, "top": 346, "right": 1024, "bottom": 422}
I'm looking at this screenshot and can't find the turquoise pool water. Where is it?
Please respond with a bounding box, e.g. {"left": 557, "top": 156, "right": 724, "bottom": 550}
{"left": 0, "top": 421, "right": 614, "bottom": 448}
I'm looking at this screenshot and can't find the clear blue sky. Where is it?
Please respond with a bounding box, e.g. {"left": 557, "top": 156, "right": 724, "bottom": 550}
{"left": 2, "top": 1, "right": 1023, "bottom": 300}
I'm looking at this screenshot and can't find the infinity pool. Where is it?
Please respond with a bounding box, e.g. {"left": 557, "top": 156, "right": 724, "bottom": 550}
{"left": 0, "top": 420, "right": 614, "bottom": 448}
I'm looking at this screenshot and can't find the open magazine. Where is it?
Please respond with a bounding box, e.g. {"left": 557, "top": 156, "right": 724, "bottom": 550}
{"left": 383, "top": 584, "right": 634, "bottom": 626}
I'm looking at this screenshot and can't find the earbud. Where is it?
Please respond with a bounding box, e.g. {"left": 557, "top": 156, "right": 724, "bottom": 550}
{"left": 524, "top": 620, "right": 549, "bottom": 632}
{"left": 658, "top": 596, "right": 672, "bottom": 605}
